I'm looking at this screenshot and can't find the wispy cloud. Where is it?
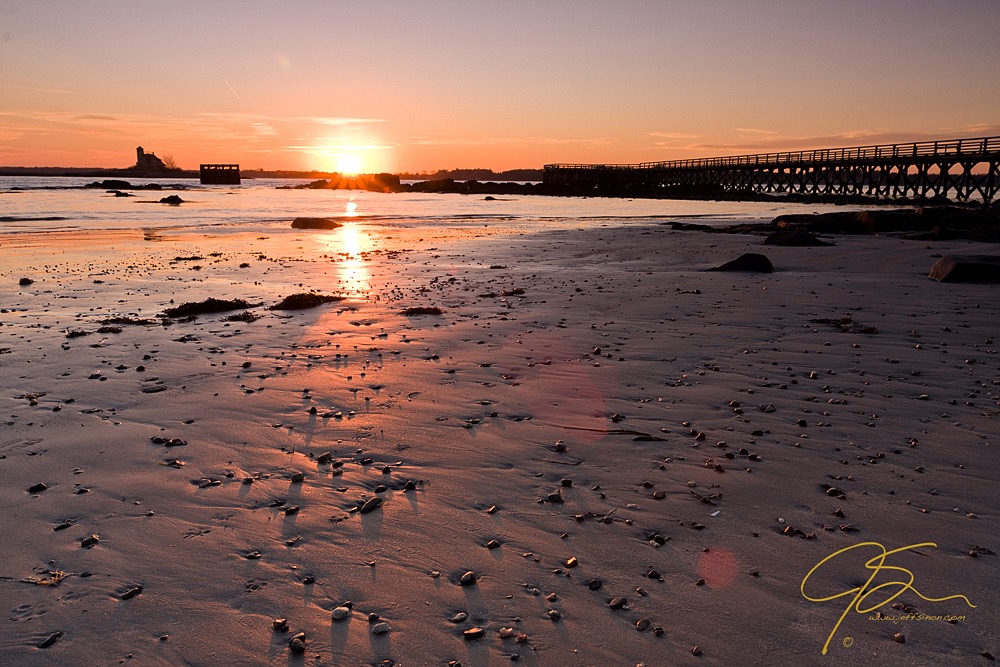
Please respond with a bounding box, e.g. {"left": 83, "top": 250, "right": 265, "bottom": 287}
{"left": 3, "top": 84, "right": 72, "bottom": 95}
{"left": 285, "top": 143, "right": 393, "bottom": 154}
{"left": 649, "top": 131, "right": 702, "bottom": 148}
{"left": 252, "top": 122, "right": 278, "bottom": 137}
{"left": 294, "top": 116, "right": 386, "bottom": 127}
{"left": 408, "top": 136, "right": 614, "bottom": 147}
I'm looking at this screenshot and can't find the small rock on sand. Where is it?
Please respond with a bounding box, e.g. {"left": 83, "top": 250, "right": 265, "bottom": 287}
{"left": 120, "top": 585, "right": 143, "bottom": 600}
{"left": 360, "top": 497, "right": 383, "bottom": 514}
{"left": 460, "top": 570, "right": 477, "bottom": 586}
{"left": 332, "top": 606, "right": 351, "bottom": 620}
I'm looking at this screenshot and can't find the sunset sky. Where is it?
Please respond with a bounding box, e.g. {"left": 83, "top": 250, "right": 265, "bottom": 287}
{"left": 2, "top": 0, "right": 998, "bottom": 173}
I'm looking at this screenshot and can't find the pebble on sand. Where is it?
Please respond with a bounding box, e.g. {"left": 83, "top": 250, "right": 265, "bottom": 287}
{"left": 289, "top": 632, "right": 307, "bottom": 653}
{"left": 120, "top": 585, "right": 143, "bottom": 600}
{"left": 371, "top": 621, "right": 391, "bottom": 635}
{"left": 464, "top": 627, "right": 485, "bottom": 640}
{"left": 360, "top": 496, "right": 384, "bottom": 514}
{"left": 332, "top": 606, "right": 351, "bottom": 620}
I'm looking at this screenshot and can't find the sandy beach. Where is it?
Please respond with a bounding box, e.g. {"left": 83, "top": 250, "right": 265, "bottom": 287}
{"left": 1, "top": 217, "right": 997, "bottom": 666}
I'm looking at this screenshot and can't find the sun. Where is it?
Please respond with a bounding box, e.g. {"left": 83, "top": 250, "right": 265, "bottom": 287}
{"left": 336, "top": 153, "right": 363, "bottom": 175}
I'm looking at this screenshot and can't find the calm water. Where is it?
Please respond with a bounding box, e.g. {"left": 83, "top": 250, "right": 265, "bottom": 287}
{"left": 1, "top": 176, "right": 861, "bottom": 237}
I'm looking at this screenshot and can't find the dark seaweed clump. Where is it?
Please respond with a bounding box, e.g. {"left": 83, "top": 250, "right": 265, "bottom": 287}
{"left": 101, "top": 316, "right": 159, "bottom": 326}
{"left": 269, "top": 293, "right": 345, "bottom": 310}
{"left": 224, "top": 311, "right": 263, "bottom": 323}
{"left": 163, "top": 298, "right": 261, "bottom": 318}
{"left": 401, "top": 306, "right": 444, "bottom": 315}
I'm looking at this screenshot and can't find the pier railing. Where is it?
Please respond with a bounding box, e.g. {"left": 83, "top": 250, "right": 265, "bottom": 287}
{"left": 546, "top": 136, "right": 1000, "bottom": 171}
{"left": 543, "top": 136, "right": 1000, "bottom": 202}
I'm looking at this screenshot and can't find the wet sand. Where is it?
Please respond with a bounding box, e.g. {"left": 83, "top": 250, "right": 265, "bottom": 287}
{"left": 0, "top": 220, "right": 997, "bottom": 666}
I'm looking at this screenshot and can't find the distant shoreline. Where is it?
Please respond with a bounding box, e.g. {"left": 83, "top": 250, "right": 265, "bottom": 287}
{"left": 0, "top": 166, "right": 545, "bottom": 181}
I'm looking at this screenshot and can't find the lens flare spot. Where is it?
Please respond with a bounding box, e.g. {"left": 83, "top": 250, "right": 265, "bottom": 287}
{"left": 697, "top": 548, "right": 739, "bottom": 588}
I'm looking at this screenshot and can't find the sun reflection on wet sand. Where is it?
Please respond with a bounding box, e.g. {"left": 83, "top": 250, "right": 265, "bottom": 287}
{"left": 331, "top": 223, "right": 371, "bottom": 296}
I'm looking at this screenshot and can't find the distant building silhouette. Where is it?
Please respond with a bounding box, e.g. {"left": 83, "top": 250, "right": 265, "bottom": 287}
{"left": 135, "top": 146, "right": 167, "bottom": 172}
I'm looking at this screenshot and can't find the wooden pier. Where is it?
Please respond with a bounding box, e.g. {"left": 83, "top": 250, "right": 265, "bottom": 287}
{"left": 200, "top": 164, "right": 241, "bottom": 185}
{"left": 544, "top": 136, "right": 1000, "bottom": 203}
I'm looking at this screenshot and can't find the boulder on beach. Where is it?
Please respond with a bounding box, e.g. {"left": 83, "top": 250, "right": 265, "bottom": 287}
{"left": 928, "top": 255, "right": 1000, "bottom": 283}
{"left": 291, "top": 217, "right": 343, "bottom": 230}
{"left": 709, "top": 253, "right": 774, "bottom": 273}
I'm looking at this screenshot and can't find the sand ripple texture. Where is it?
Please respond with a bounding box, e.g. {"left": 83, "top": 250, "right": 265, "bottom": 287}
{"left": 0, "top": 211, "right": 997, "bottom": 666}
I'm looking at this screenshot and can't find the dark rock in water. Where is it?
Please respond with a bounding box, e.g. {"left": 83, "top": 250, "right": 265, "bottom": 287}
{"left": 113, "top": 190, "right": 134, "bottom": 197}
{"left": 291, "top": 217, "right": 343, "bottom": 229}
{"left": 270, "top": 292, "right": 345, "bottom": 310}
{"left": 87, "top": 179, "right": 133, "bottom": 189}
{"left": 19, "top": 277, "right": 34, "bottom": 286}
{"left": 929, "top": 255, "right": 1000, "bottom": 283}
{"left": 709, "top": 253, "right": 774, "bottom": 273}
{"left": 763, "top": 230, "right": 833, "bottom": 247}
{"left": 159, "top": 194, "right": 184, "bottom": 205}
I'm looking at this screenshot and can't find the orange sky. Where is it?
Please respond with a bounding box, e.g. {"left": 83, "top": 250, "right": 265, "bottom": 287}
{"left": 2, "top": 1, "right": 999, "bottom": 172}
